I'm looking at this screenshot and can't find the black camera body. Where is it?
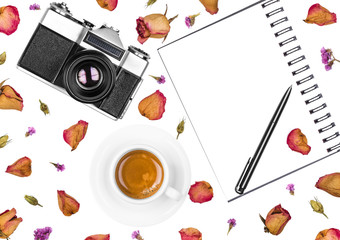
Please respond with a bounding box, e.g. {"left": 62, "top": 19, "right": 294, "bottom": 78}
{"left": 18, "top": 2, "right": 150, "bottom": 119}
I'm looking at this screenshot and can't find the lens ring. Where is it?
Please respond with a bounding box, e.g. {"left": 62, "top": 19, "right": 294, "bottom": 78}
{"left": 63, "top": 50, "right": 116, "bottom": 103}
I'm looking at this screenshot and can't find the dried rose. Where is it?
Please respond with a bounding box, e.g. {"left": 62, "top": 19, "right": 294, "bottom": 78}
{"left": 57, "top": 190, "right": 80, "bottom": 216}
{"left": 0, "top": 135, "right": 10, "bottom": 148}
{"left": 0, "top": 6, "right": 20, "bottom": 35}
{"left": 287, "top": 128, "right": 311, "bottom": 155}
{"left": 0, "top": 80, "right": 24, "bottom": 111}
{"left": 316, "top": 228, "right": 340, "bottom": 240}
{"left": 0, "top": 208, "right": 22, "bottom": 239}
{"left": 6, "top": 157, "right": 32, "bottom": 177}
{"left": 259, "top": 204, "right": 291, "bottom": 235}
{"left": 304, "top": 4, "right": 337, "bottom": 26}
{"left": 85, "top": 234, "right": 110, "bottom": 240}
{"left": 96, "top": 0, "right": 118, "bottom": 11}
{"left": 179, "top": 228, "right": 202, "bottom": 240}
{"left": 0, "top": 52, "right": 6, "bottom": 65}
{"left": 136, "top": 5, "right": 178, "bottom": 44}
{"left": 39, "top": 99, "right": 50, "bottom": 115}
{"left": 188, "top": 181, "right": 213, "bottom": 203}
{"left": 24, "top": 195, "right": 43, "bottom": 207}
{"left": 310, "top": 197, "right": 327, "bottom": 218}
{"left": 63, "top": 120, "right": 88, "bottom": 151}
{"left": 316, "top": 172, "right": 340, "bottom": 197}
{"left": 199, "top": 0, "right": 218, "bottom": 15}
{"left": 138, "top": 90, "right": 166, "bottom": 120}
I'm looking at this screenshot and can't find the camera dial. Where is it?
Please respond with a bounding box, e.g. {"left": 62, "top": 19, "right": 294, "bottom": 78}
{"left": 84, "top": 19, "right": 95, "bottom": 29}
{"left": 50, "top": 2, "right": 72, "bottom": 17}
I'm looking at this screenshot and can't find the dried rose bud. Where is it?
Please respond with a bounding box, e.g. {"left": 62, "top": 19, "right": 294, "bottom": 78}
{"left": 315, "top": 228, "right": 340, "bottom": 240}
{"left": 316, "top": 172, "right": 340, "bottom": 197}
{"left": 0, "top": 134, "right": 11, "bottom": 148}
{"left": 138, "top": 90, "right": 166, "bottom": 120}
{"left": 63, "top": 120, "right": 88, "bottom": 151}
{"left": 260, "top": 204, "right": 291, "bottom": 235}
{"left": 136, "top": 5, "right": 178, "bottom": 44}
{"left": 199, "top": 0, "right": 218, "bottom": 15}
{"left": 0, "top": 208, "right": 23, "bottom": 239}
{"left": 85, "top": 234, "right": 110, "bottom": 240}
{"left": 0, "top": 79, "right": 24, "bottom": 111}
{"left": 24, "top": 195, "right": 43, "bottom": 207}
{"left": 310, "top": 197, "right": 327, "bottom": 218}
{"left": 188, "top": 181, "right": 213, "bottom": 203}
{"left": 0, "top": 52, "right": 6, "bottom": 65}
{"left": 176, "top": 118, "right": 185, "bottom": 139}
{"left": 304, "top": 4, "right": 337, "bottom": 26}
{"left": 96, "top": 0, "right": 118, "bottom": 11}
{"left": 39, "top": 99, "right": 50, "bottom": 115}
{"left": 57, "top": 190, "right": 80, "bottom": 216}
{"left": 6, "top": 156, "right": 32, "bottom": 177}
{"left": 0, "top": 6, "right": 20, "bottom": 35}
{"left": 287, "top": 128, "right": 311, "bottom": 155}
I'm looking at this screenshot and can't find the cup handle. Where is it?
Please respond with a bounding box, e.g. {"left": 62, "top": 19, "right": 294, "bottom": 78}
{"left": 165, "top": 186, "right": 182, "bottom": 201}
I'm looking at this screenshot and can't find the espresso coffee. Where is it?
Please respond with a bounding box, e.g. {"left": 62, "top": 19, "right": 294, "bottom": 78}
{"left": 115, "top": 149, "right": 164, "bottom": 199}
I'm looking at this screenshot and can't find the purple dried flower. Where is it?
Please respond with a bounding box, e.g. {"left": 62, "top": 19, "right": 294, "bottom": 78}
{"left": 29, "top": 3, "right": 41, "bottom": 10}
{"left": 50, "top": 162, "right": 65, "bottom": 172}
{"left": 227, "top": 218, "right": 236, "bottom": 235}
{"left": 25, "top": 127, "right": 36, "bottom": 137}
{"left": 185, "top": 13, "right": 200, "bottom": 28}
{"left": 286, "top": 183, "right": 295, "bottom": 195}
{"left": 321, "top": 47, "right": 340, "bottom": 71}
{"left": 149, "top": 75, "right": 166, "bottom": 84}
{"left": 34, "top": 227, "right": 52, "bottom": 240}
{"left": 132, "top": 230, "right": 144, "bottom": 240}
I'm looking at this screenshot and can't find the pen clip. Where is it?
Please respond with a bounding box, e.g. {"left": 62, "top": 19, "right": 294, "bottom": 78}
{"left": 235, "top": 157, "right": 252, "bottom": 194}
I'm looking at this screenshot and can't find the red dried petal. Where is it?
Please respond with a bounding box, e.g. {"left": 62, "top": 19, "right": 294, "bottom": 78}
{"left": 5, "top": 157, "right": 31, "bottom": 177}
{"left": 179, "top": 228, "right": 202, "bottom": 240}
{"left": 287, "top": 128, "right": 311, "bottom": 155}
{"left": 315, "top": 173, "right": 340, "bottom": 197}
{"left": 63, "top": 120, "right": 88, "bottom": 151}
{"left": 0, "top": 85, "right": 24, "bottom": 111}
{"left": 57, "top": 190, "right": 80, "bottom": 216}
{"left": 138, "top": 90, "right": 166, "bottom": 120}
{"left": 0, "top": 6, "right": 20, "bottom": 35}
{"left": 96, "top": 0, "right": 118, "bottom": 11}
{"left": 304, "top": 4, "right": 337, "bottom": 26}
{"left": 199, "top": 0, "right": 218, "bottom": 15}
{"left": 85, "top": 234, "right": 110, "bottom": 240}
{"left": 315, "top": 228, "right": 340, "bottom": 240}
{"left": 188, "top": 181, "right": 213, "bottom": 203}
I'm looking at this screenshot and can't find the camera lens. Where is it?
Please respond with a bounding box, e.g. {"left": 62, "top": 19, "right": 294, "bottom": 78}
{"left": 76, "top": 66, "right": 102, "bottom": 90}
{"left": 63, "top": 50, "right": 116, "bottom": 103}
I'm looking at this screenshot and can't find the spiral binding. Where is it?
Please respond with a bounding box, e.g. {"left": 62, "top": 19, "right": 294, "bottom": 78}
{"left": 262, "top": 0, "right": 340, "bottom": 153}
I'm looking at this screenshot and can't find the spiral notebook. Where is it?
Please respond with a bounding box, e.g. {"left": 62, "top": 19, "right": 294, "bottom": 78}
{"left": 158, "top": 0, "right": 340, "bottom": 201}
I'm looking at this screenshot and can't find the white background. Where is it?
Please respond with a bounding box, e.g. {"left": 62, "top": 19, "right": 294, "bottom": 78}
{"left": 1, "top": 0, "right": 340, "bottom": 239}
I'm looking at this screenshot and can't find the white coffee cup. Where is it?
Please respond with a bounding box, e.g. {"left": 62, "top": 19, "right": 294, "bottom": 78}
{"left": 110, "top": 144, "right": 182, "bottom": 204}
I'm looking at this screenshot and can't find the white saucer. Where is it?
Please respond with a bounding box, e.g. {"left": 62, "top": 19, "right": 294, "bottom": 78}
{"left": 90, "top": 124, "right": 191, "bottom": 227}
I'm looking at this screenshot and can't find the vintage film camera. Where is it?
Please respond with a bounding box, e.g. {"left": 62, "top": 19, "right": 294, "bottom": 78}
{"left": 18, "top": 2, "right": 150, "bottom": 119}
